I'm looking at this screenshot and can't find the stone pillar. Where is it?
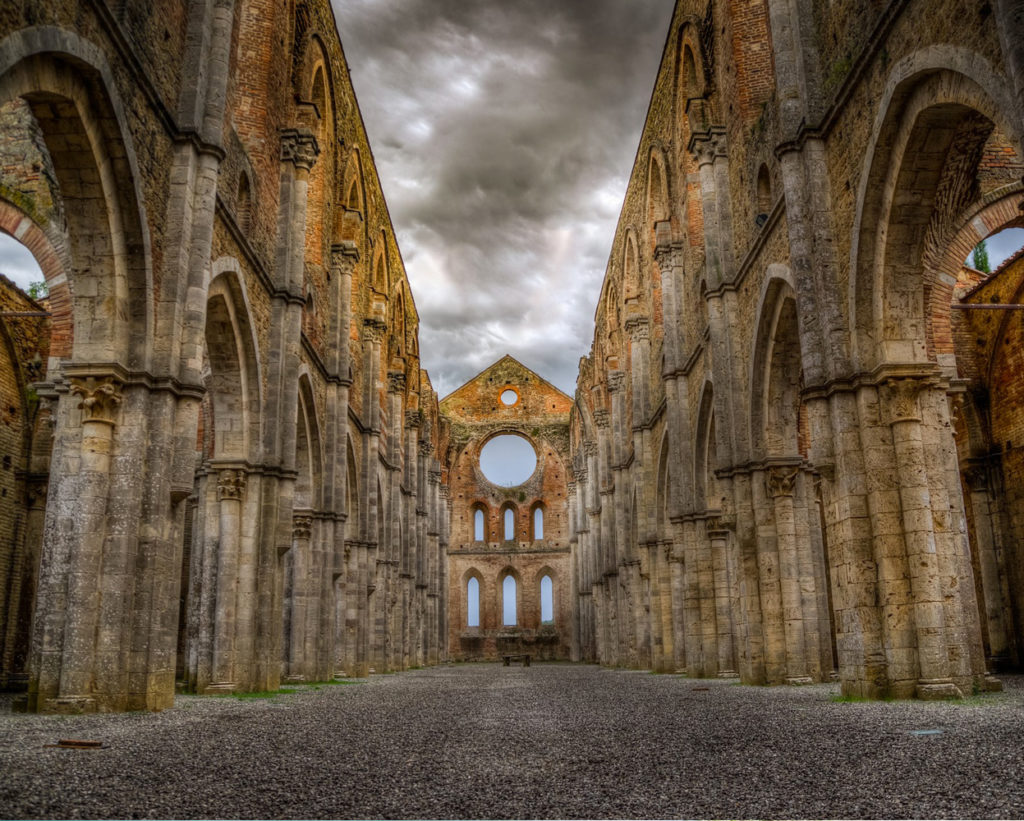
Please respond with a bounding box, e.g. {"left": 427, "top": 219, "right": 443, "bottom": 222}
{"left": 766, "top": 467, "right": 812, "bottom": 684}
{"left": 882, "top": 378, "right": 961, "bottom": 699}
{"left": 707, "top": 517, "right": 737, "bottom": 677}
{"left": 285, "top": 513, "right": 312, "bottom": 680}
{"left": 964, "top": 463, "right": 1010, "bottom": 668}
{"left": 211, "top": 469, "right": 246, "bottom": 688}
{"left": 44, "top": 377, "right": 123, "bottom": 708}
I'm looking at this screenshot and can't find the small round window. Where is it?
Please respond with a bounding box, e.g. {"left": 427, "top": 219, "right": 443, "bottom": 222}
{"left": 500, "top": 388, "right": 518, "bottom": 406}
{"left": 479, "top": 434, "right": 537, "bottom": 487}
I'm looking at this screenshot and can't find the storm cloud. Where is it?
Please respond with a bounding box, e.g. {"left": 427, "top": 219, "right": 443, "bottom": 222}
{"left": 332, "top": 0, "right": 675, "bottom": 396}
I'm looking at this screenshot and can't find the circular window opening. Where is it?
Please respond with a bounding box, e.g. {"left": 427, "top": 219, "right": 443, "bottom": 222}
{"left": 479, "top": 434, "right": 537, "bottom": 487}
{"left": 500, "top": 388, "right": 518, "bottom": 406}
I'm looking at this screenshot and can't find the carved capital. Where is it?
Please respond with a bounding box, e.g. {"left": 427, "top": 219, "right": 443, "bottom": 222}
{"left": 330, "top": 242, "right": 360, "bottom": 274}
{"left": 363, "top": 318, "right": 388, "bottom": 343}
{"left": 70, "top": 376, "right": 123, "bottom": 425}
{"left": 625, "top": 316, "right": 650, "bottom": 342}
{"left": 882, "top": 377, "right": 931, "bottom": 425}
{"left": 593, "top": 410, "right": 610, "bottom": 430}
{"left": 705, "top": 515, "right": 732, "bottom": 536}
{"left": 292, "top": 513, "right": 313, "bottom": 541}
{"left": 405, "top": 409, "right": 422, "bottom": 429}
{"left": 766, "top": 466, "right": 799, "bottom": 498}
{"left": 583, "top": 439, "right": 599, "bottom": 456}
{"left": 388, "top": 371, "right": 406, "bottom": 394}
{"left": 690, "top": 131, "right": 726, "bottom": 167}
{"left": 217, "top": 469, "right": 247, "bottom": 501}
{"left": 566, "top": 480, "right": 577, "bottom": 495}
{"left": 280, "top": 128, "right": 319, "bottom": 171}
{"left": 428, "top": 469, "right": 441, "bottom": 486}
{"left": 606, "top": 370, "right": 625, "bottom": 393}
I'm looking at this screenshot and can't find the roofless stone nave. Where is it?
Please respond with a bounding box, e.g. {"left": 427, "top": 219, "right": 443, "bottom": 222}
{"left": 0, "top": 0, "right": 1022, "bottom": 711}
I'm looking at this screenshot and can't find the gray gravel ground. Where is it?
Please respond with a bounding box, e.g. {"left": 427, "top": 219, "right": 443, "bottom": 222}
{"left": 1, "top": 664, "right": 1023, "bottom": 819}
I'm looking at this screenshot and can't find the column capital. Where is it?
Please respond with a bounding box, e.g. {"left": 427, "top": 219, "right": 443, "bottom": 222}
{"left": 405, "top": 409, "right": 423, "bottom": 429}
{"left": 766, "top": 466, "right": 799, "bottom": 498}
{"left": 388, "top": 371, "right": 407, "bottom": 394}
{"left": 330, "top": 242, "right": 360, "bottom": 273}
{"left": 606, "top": 370, "right": 625, "bottom": 393}
{"left": 363, "top": 318, "right": 388, "bottom": 343}
{"left": 217, "top": 469, "right": 247, "bottom": 501}
{"left": 292, "top": 513, "right": 313, "bottom": 541}
{"left": 704, "top": 514, "right": 733, "bottom": 536}
{"left": 280, "top": 128, "right": 319, "bottom": 171}
{"left": 624, "top": 316, "right": 650, "bottom": 342}
{"left": 882, "top": 376, "right": 935, "bottom": 425}
{"left": 593, "top": 409, "right": 610, "bottom": 430}
{"left": 70, "top": 375, "right": 124, "bottom": 425}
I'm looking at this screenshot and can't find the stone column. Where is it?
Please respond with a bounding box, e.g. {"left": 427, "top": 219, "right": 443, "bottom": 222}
{"left": 964, "top": 463, "right": 1010, "bottom": 668}
{"left": 882, "top": 378, "right": 961, "bottom": 699}
{"left": 286, "top": 513, "right": 312, "bottom": 681}
{"left": 48, "top": 377, "right": 123, "bottom": 706}
{"left": 211, "top": 469, "right": 246, "bottom": 688}
{"left": 707, "top": 517, "right": 737, "bottom": 677}
{"left": 767, "top": 467, "right": 811, "bottom": 684}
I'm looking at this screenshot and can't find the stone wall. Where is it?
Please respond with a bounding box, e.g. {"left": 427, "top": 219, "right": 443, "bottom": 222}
{"left": 570, "top": 0, "right": 1023, "bottom": 698}
{"left": 441, "top": 356, "right": 573, "bottom": 660}
{"left": 0, "top": 0, "right": 449, "bottom": 712}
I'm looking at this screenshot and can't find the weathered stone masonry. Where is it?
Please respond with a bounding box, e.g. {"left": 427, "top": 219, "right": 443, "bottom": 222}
{"left": 0, "top": 0, "right": 448, "bottom": 711}
{"left": 570, "top": 0, "right": 1024, "bottom": 698}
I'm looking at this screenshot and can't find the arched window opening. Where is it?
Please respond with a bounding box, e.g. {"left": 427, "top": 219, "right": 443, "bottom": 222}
{"left": 540, "top": 575, "right": 553, "bottom": 624}
{"left": 502, "top": 575, "right": 517, "bottom": 626}
{"left": 473, "top": 508, "right": 485, "bottom": 541}
{"left": 467, "top": 577, "right": 480, "bottom": 628}
{"left": 532, "top": 505, "right": 544, "bottom": 540}
{"left": 756, "top": 164, "right": 771, "bottom": 227}
{"left": 503, "top": 507, "right": 515, "bottom": 540}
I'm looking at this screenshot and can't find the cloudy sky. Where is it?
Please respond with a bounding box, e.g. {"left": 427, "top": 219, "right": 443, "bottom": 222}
{"left": 330, "top": 0, "right": 675, "bottom": 396}
{"left": 2, "top": 1, "right": 1022, "bottom": 399}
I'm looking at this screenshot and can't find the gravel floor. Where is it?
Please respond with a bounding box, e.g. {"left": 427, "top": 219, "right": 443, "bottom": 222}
{"left": 1, "top": 664, "right": 1023, "bottom": 819}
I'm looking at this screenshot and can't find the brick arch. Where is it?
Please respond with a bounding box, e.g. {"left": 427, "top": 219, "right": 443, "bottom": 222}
{"left": 0, "top": 30, "right": 153, "bottom": 368}
{"left": 850, "top": 48, "right": 1022, "bottom": 370}
{"left": 0, "top": 201, "right": 70, "bottom": 362}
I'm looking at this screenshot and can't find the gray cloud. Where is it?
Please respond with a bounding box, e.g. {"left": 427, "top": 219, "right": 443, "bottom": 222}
{"left": 333, "top": 0, "right": 675, "bottom": 396}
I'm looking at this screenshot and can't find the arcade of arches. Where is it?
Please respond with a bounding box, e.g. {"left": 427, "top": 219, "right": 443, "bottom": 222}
{"left": 0, "top": 0, "right": 1023, "bottom": 711}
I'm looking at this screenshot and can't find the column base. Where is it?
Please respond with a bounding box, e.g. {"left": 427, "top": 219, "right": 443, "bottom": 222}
{"left": 785, "top": 676, "right": 814, "bottom": 686}
{"left": 983, "top": 674, "right": 1003, "bottom": 692}
{"left": 203, "top": 682, "right": 237, "bottom": 694}
{"left": 717, "top": 669, "right": 739, "bottom": 679}
{"left": 42, "top": 696, "right": 96, "bottom": 714}
{"left": 284, "top": 675, "right": 307, "bottom": 683}
{"left": 915, "top": 679, "right": 963, "bottom": 700}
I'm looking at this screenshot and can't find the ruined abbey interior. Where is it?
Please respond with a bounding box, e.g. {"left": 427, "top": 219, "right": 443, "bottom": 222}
{"left": 0, "top": 0, "right": 1023, "bottom": 714}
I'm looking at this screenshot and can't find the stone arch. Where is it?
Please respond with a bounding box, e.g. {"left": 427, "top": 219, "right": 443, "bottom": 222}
{"left": 655, "top": 431, "right": 670, "bottom": 529}
{"left": 205, "top": 265, "right": 262, "bottom": 462}
{"left": 695, "top": 380, "right": 718, "bottom": 511}
{"left": 345, "top": 434, "right": 359, "bottom": 542}
{"left": 337, "top": 148, "right": 366, "bottom": 247}
{"left": 750, "top": 268, "right": 804, "bottom": 461}
{"left": 647, "top": 146, "right": 670, "bottom": 236}
{"left": 849, "top": 48, "right": 1021, "bottom": 369}
{"left": 623, "top": 228, "right": 643, "bottom": 307}
{"left": 0, "top": 28, "right": 154, "bottom": 367}
{"left": 295, "top": 373, "right": 323, "bottom": 511}
{"left": 371, "top": 236, "right": 389, "bottom": 295}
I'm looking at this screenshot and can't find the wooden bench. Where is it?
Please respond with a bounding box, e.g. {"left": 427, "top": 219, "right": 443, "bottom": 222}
{"left": 502, "top": 653, "right": 531, "bottom": 667}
